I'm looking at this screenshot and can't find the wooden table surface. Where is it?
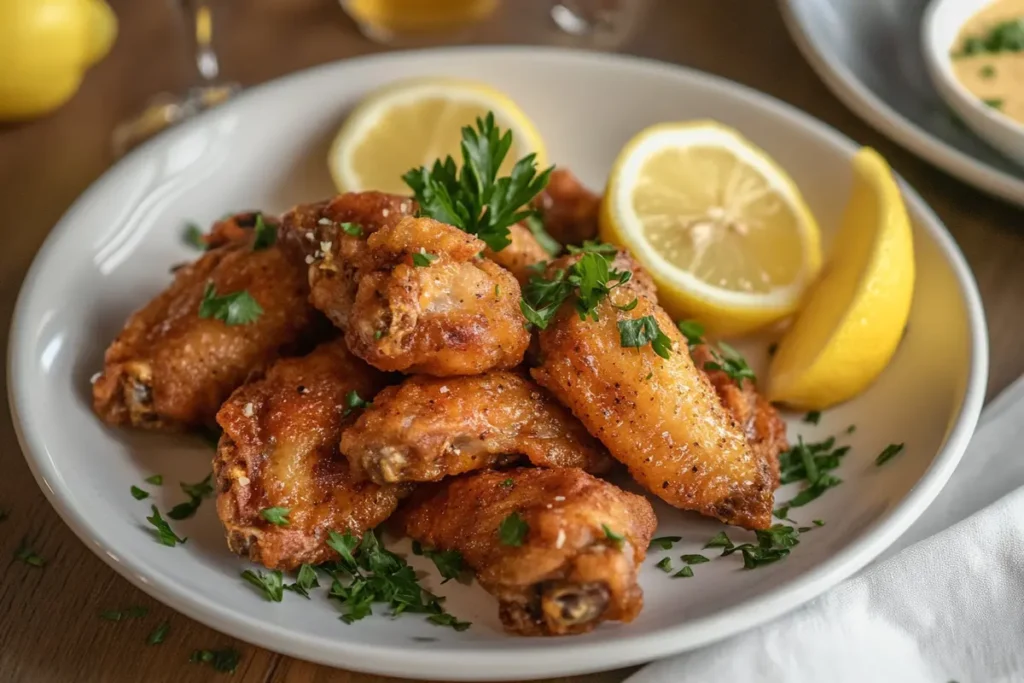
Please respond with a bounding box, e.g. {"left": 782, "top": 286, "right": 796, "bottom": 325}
{"left": 1, "top": 1, "right": 1021, "bottom": 681}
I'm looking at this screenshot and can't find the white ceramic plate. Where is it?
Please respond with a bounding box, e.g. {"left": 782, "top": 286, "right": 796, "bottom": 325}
{"left": 9, "top": 48, "right": 987, "bottom": 681}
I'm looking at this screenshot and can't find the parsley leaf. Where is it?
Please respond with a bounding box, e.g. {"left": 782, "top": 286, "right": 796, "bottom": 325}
{"left": 147, "top": 622, "right": 170, "bottom": 645}
{"left": 198, "top": 283, "right": 263, "bottom": 326}
{"left": 875, "top": 443, "right": 905, "bottom": 466}
{"left": 813, "top": 519, "right": 825, "bottom": 527}
{"left": 655, "top": 557, "right": 673, "bottom": 572}
{"left": 704, "top": 531, "right": 733, "bottom": 550}
{"left": 412, "top": 250, "right": 438, "bottom": 267}
{"left": 500, "top": 478, "right": 515, "bottom": 489}
{"left": 677, "top": 320, "right": 705, "bottom": 350}
{"left": 183, "top": 222, "right": 206, "bottom": 250}
{"left": 252, "top": 213, "right": 277, "bottom": 250}
{"left": 146, "top": 505, "right": 186, "bottom": 547}
{"left": 190, "top": 648, "right": 241, "bottom": 673}
{"left": 618, "top": 315, "right": 673, "bottom": 359}
{"left": 523, "top": 214, "right": 561, "bottom": 257}
{"left": 427, "top": 613, "right": 472, "bottom": 631}
{"left": 703, "top": 341, "right": 756, "bottom": 384}
{"left": 343, "top": 390, "right": 371, "bottom": 417}
{"left": 673, "top": 566, "right": 694, "bottom": 578}
{"left": 804, "top": 411, "right": 821, "bottom": 425}
{"left": 284, "top": 564, "right": 320, "bottom": 599}
{"left": 167, "top": 473, "right": 214, "bottom": 520}
{"left": 498, "top": 512, "right": 529, "bottom": 547}
{"left": 984, "top": 98, "right": 1004, "bottom": 109}
{"left": 680, "top": 554, "right": 710, "bottom": 564}
{"left": 340, "top": 222, "right": 363, "bottom": 237}
{"left": 403, "top": 113, "right": 552, "bottom": 252}
{"left": 145, "top": 474, "right": 163, "bottom": 485}
{"left": 422, "top": 548, "right": 464, "bottom": 584}
{"left": 260, "top": 507, "right": 290, "bottom": 527}
{"left": 649, "top": 536, "right": 682, "bottom": 550}
{"left": 520, "top": 247, "right": 633, "bottom": 329}
{"left": 130, "top": 485, "right": 150, "bottom": 500}
{"left": 602, "top": 524, "right": 626, "bottom": 549}
{"left": 241, "top": 569, "right": 284, "bottom": 602}
{"left": 955, "top": 19, "right": 1024, "bottom": 57}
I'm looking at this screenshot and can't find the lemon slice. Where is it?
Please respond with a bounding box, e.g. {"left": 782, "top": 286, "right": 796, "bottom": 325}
{"left": 599, "top": 121, "right": 822, "bottom": 336}
{"left": 768, "top": 148, "right": 915, "bottom": 410}
{"left": 329, "top": 78, "right": 547, "bottom": 194}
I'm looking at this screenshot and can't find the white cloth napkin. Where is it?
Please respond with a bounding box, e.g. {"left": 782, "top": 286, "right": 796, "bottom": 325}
{"left": 630, "top": 376, "right": 1024, "bottom": 683}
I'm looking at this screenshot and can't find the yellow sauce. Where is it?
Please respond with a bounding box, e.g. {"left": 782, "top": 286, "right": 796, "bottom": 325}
{"left": 951, "top": 0, "right": 1024, "bottom": 124}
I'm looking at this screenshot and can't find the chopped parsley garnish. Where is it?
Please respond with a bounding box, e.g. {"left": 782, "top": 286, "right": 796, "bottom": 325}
{"left": 720, "top": 524, "right": 800, "bottom": 568}
{"left": 324, "top": 530, "right": 469, "bottom": 630}
{"left": 980, "top": 64, "right": 997, "bottom": 78}
{"left": 649, "top": 536, "right": 682, "bottom": 550}
{"left": 813, "top": 519, "right": 825, "bottom": 527}
{"left": 602, "top": 524, "right": 626, "bottom": 549}
{"left": 130, "top": 485, "right": 150, "bottom": 500}
{"left": 524, "top": 214, "right": 561, "bottom": 257}
{"left": 803, "top": 411, "right": 821, "bottom": 425}
{"left": 260, "top": 507, "right": 290, "bottom": 527}
{"left": 655, "top": 557, "right": 673, "bottom": 572}
{"left": 520, "top": 247, "right": 632, "bottom": 329}
{"left": 875, "top": 443, "right": 905, "bottom": 466}
{"left": 15, "top": 538, "right": 44, "bottom": 567}
{"left": 673, "top": 566, "right": 694, "bottom": 578}
{"left": 183, "top": 222, "right": 206, "bottom": 250}
{"left": 284, "top": 564, "right": 320, "bottom": 599}
{"left": 252, "top": 213, "right": 277, "bottom": 250}
{"left": 678, "top": 321, "right": 755, "bottom": 385}
{"left": 703, "top": 531, "right": 734, "bottom": 550}
{"left": 427, "top": 613, "right": 472, "bottom": 631}
{"left": 146, "top": 506, "right": 186, "bottom": 546}
{"left": 677, "top": 320, "right": 705, "bottom": 350}
{"left": 343, "top": 390, "right": 371, "bottom": 417}
{"left": 775, "top": 436, "right": 849, "bottom": 517}
{"left": 846, "top": 425, "right": 857, "bottom": 434}
{"left": 680, "top": 554, "right": 710, "bottom": 565}
{"left": 500, "top": 478, "right": 515, "bottom": 489}
{"left": 147, "top": 622, "right": 170, "bottom": 645}
{"left": 419, "top": 547, "right": 464, "bottom": 583}
{"left": 190, "top": 648, "right": 241, "bottom": 673}
{"left": 167, "top": 473, "right": 214, "bottom": 520}
{"left": 955, "top": 19, "right": 1024, "bottom": 57}
{"left": 412, "top": 250, "right": 438, "bottom": 267}
{"left": 99, "top": 606, "right": 148, "bottom": 621}
{"left": 402, "top": 113, "right": 552, "bottom": 253}
{"left": 241, "top": 569, "right": 284, "bottom": 602}
{"left": 494, "top": 284, "right": 501, "bottom": 298}
{"left": 984, "top": 98, "right": 1005, "bottom": 110}
{"left": 198, "top": 283, "right": 263, "bottom": 326}
{"left": 618, "top": 315, "right": 673, "bottom": 359}
{"left": 340, "top": 221, "right": 363, "bottom": 237}
{"left": 498, "top": 512, "right": 529, "bottom": 547}
{"left": 145, "top": 474, "right": 163, "bottom": 485}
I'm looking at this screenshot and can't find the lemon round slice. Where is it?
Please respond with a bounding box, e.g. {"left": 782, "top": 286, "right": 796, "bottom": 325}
{"left": 768, "top": 148, "right": 915, "bottom": 410}
{"left": 599, "top": 121, "right": 822, "bottom": 335}
{"left": 329, "top": 78, "right": 547, "bottom": 194}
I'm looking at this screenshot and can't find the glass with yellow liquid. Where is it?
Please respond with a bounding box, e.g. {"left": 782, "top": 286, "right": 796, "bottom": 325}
{"left": 341, "top": 0, "right": 501, "bottom": 43}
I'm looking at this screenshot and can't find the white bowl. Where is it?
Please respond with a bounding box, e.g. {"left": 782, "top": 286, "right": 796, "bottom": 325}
{"left": 922, "top": 0, "right": 1024, "bottom": 168}
{"left": 8, "top": 47, "right": 987, "bottom": 680}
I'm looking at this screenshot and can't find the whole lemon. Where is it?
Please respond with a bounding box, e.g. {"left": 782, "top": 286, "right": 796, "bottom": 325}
{"left": 0, "top": 0, "right": 118, "bottom": 121}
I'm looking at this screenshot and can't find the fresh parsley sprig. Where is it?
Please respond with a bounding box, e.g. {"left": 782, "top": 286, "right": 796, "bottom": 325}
{"left": 677, "top": 320, "right": 756, "bottom": 385}
{"left": 402, "top": 113, "right": 553, "bottom": 252}
{"left": 618, "top": 315, "right": 673, "bottom": 359}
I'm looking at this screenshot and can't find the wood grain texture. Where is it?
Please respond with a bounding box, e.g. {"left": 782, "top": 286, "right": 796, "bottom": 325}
{"left": 1, "top": 0, "right": 1020, "bottom": 681}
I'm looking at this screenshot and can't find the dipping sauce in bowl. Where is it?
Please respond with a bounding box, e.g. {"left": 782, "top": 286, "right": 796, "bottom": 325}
{"left": 951, "top": 0, "right": 1024, "bottom": 124}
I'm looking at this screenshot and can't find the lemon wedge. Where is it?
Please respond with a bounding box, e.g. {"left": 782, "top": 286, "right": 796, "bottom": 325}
{"left": 768, "top": 148, "right": 915, "bottom": 410}
{"left": 599, "top": 121, "right": 822, "bottom": 336}
{"left": 329, "top": 78, "right": 547, "bottom": 194}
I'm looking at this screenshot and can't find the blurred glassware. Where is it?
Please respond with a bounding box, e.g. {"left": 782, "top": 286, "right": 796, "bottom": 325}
{"left": 340, "top": 0, "right": 650, "bottom": 49}
{"left": 113, "top": 1, "right": 239, "bottom": 156}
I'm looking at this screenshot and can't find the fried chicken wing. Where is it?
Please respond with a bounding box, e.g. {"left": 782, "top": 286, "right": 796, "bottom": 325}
{"left": 92, "top": 215, "right": 320, "bottom": 431}
{"left": 692, "top": 344, "right": 787, "bottom": 488}
{"left": 533, "top": 169, "right": 600, "bottom": 246}
{"left": 531, "top": 253, "right": 776, "bottom": 530}
{"left": 346, "top": 216, "right": 529, "bottom": 375}
{"left": 214, "top": 339, "right": 405, "bottom": 570}
{"left": 279, "top": 192, "right": 416, "bottom": 331}
{"left": 399, "top": 468, "right": 656, "bottom": 636}
{"left": 340, "top": 371, "right": 610, "bottom": 484}
{"left": 484, "top": 223, "right": 550, "bottom": 284}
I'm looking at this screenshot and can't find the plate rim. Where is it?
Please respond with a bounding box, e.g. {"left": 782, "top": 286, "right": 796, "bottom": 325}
{"left": 8, "top": 46, "right": 989, "bottom": 681}
{"left": 778, "top": 0, "right": 1024, "bottom": 207}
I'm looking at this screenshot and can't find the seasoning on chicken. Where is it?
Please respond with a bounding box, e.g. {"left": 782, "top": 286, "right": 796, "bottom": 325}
{"left": 399, "top": 468, "right": 656, "bottom": 636}
{"left": 214, "top": 338, "right": 405, "bottom": 570}
{"left": 346, "top": 216, "right": 529, "bottom": 376}
{"left": 92, "top": 213, "right": 320, "bottom": 431}
{"left": 340, "top": 371, "right": 610, "bottom": 484}
{"left": 531, "top": 251, "right": 776, "bottom": 530}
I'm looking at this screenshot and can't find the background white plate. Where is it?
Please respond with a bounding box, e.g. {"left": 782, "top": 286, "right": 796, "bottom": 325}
{"left": 9, "top": 48, "right": 987, "bottom": 681}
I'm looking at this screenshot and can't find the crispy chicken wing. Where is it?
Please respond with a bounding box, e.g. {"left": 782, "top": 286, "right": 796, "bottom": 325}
{"left": 279, "top": 192, "right": 416, "bottom": 331}
{"left": 399, "top": 468, "right": 656, "bottom": 636}
{"left": 340, "top": 371, "right": 610, "bottom": 484}
{"left": 532, "top": 169, "right": 600, "bottom": 247}
{"left": 531, "top": 253, "right": 776, "bottom": 529}
{"left": 92, "top": 214, "right": 320, "bottom": 431}
{"left": 346, "top": 216, "right": 529, "bottom": 376}
{"left": 214, "top": 339, "right": 405, "bottom": 570}
{"left": 692, "top": 345, "right": 787, "bottom": 488}
{"left": 484, "top": 223, "right": 550, "bottom": 284}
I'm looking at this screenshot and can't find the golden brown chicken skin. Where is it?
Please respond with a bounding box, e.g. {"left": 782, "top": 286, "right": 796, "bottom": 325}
{"left": 531, "top": 253, "right": 776, "bottom": 530}
{"left": 278, "top": 192, "right": 416, "bottom": 331}
{"left": 692, "top": 344, "right": 787, "bottom": 489}
{"left": 532, "top": 168, "right": 600, "bottom": 247}
{"left": 484, "top": 222, "right": 551, "bottom": 284}
{"left": 340, "top": 371, "right": 610, "bottom": 485}
{"left": 399, "top": 468, "right": 656, "bottom": 636}
{"left": 92, "top": 214, "right": 319, "bottom": 431}
{"left": 214, "top": 339, "right": 406, "bottom": 571}
{"left": 346, "top": 216, "right": 529, "bottom": 376}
